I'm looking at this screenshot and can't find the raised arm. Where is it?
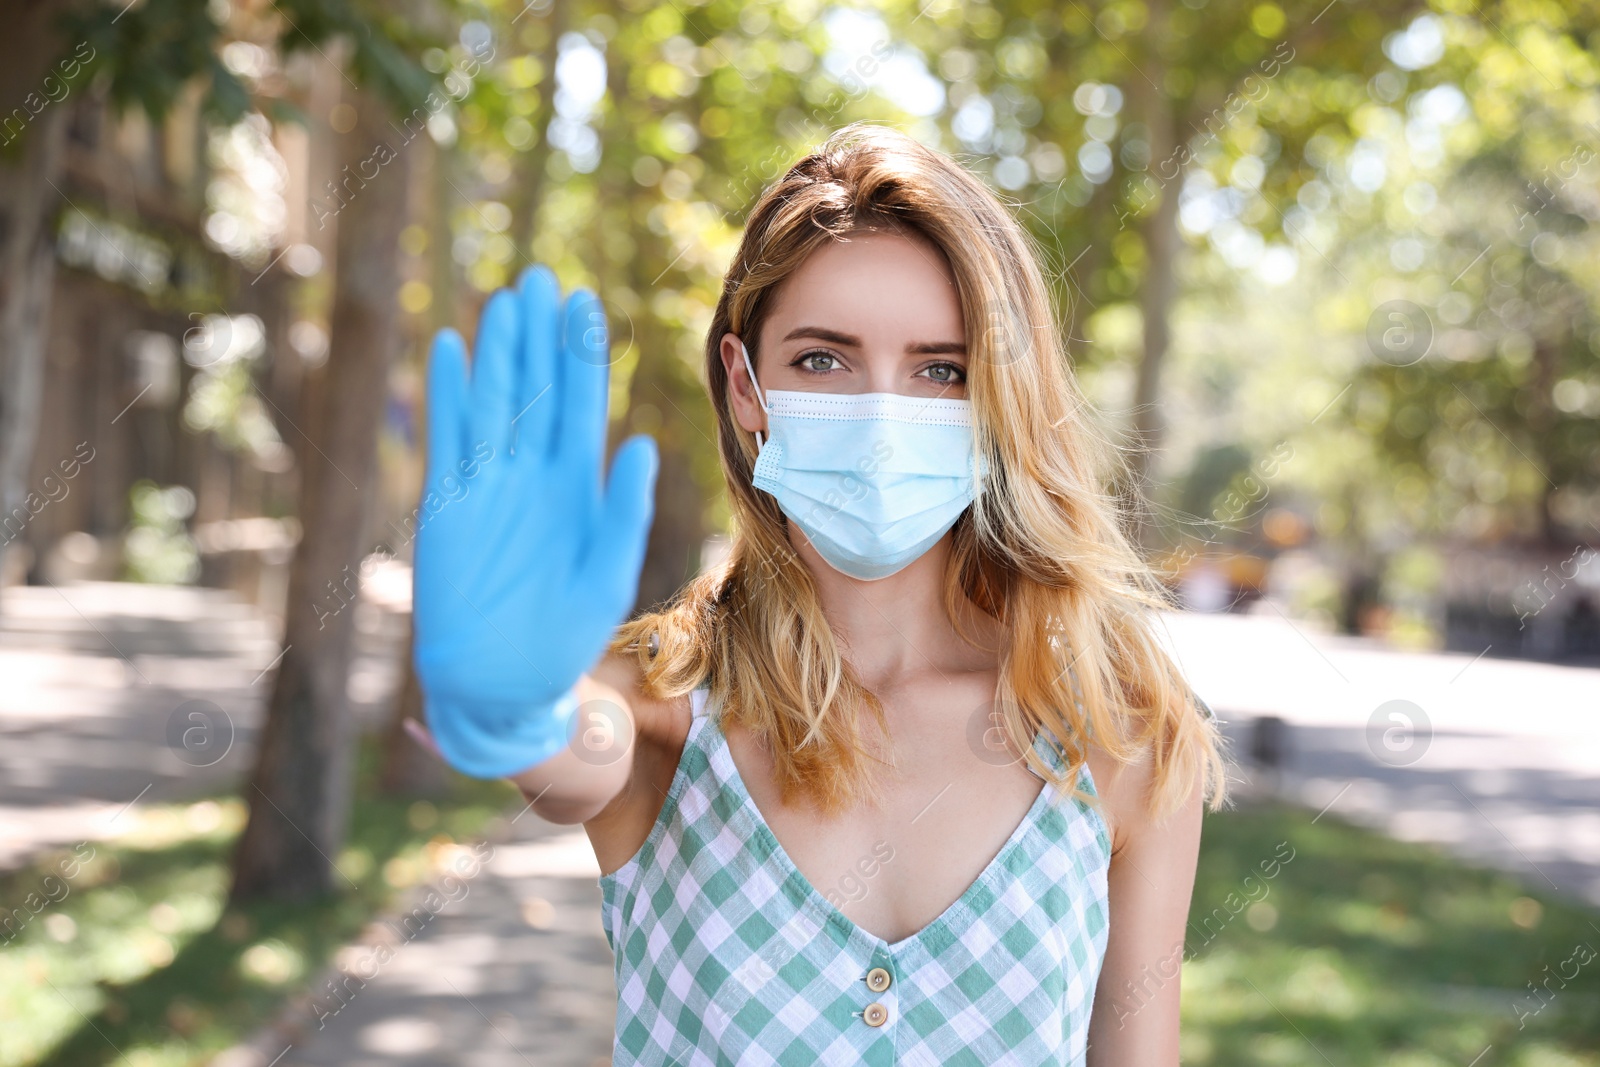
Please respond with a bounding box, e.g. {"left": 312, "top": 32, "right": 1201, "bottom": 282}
{"left": 411, "top": 264, "right": 658, "bottom": 824}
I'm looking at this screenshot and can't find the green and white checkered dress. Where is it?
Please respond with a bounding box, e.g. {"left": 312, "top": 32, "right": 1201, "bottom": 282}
{"left": 600, "top": 685, "right": 1112, "bottom": 1065}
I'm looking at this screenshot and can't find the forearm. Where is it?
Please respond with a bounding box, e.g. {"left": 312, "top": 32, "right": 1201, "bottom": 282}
{"left": 506, "top": 671, "right": 636, "bottom": 824}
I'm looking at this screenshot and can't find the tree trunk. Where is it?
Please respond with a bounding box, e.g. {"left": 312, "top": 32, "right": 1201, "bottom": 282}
{"left": 601, "top": 42, "right": 706, "bottom": 609}
{"left": 0, "top": 4, "right": 73, "bottom": 597}
{"left": 377, "top": 132, "right": 452, "bottom": 796}
{"left": 631, "top": 366, "right": 705, "bottom": 608}
{"left": 231, "top": 85, "right": 413, "bottom": 901}
{"left": 1124, "top": 0, "right": 1181, "bottom": 552}
{"left": 1527, "top": 333, "right": 1561, "bottom": 546}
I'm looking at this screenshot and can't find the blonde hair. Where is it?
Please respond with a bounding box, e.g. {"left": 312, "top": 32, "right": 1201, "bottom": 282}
{"left": 614, "top": 122, "right": 1228, "bottom": 821}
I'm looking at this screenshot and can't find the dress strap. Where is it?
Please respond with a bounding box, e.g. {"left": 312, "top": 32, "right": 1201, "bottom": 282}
{"left": 1029, "top": 724, "right": 1100, "bottom": 796}
{"left": 1027, "top": 728, "right": 1067, "bottom": 778}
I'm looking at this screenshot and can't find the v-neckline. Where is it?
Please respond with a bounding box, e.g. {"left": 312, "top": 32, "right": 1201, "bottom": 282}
{"left": 708, "top": 695, "right": 1057, "bottom": 956}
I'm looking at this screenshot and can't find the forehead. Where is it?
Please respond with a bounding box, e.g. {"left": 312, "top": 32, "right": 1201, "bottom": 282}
{"left": 766, "top": 228, "right": 965, "bottom": 338}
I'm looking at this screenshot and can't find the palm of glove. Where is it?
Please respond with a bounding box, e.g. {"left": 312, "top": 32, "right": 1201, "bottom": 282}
{"left": 413, "top": 265, "right": 657, "bottom": 711}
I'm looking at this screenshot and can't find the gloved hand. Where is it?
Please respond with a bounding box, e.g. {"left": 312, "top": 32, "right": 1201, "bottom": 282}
{"left": 412, "top": 264, "right": 658, "bottom": 779}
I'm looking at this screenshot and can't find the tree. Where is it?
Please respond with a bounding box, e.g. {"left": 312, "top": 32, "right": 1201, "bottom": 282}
{"left": 894, "top": 0, "right": 1437, "bottom": 547}
{"left": 230, "top": 80, "right": 418, "bottom": 898}
{"left": 1286, "top": 2, "right": 1600, "bottom": 552}
{"left": 0, "top": 3, "right": 77, "bottom": 598}
{"left": 9, "top": 0, "right": 442, "bottom": 900}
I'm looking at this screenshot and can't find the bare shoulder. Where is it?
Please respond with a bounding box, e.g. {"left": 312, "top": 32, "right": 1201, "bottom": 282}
{"left": 581, "top": 650, "right": 695, "bottom": 876}
{"left": 1082, "top": 737, "right": 1202, "bottom": 859}
{"left": 1083, "top": 742, "right": 1143, "bottom": 857}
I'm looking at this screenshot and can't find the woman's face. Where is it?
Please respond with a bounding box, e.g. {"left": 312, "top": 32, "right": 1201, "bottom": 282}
{"left": 722, "top": 228, "right": 968, "bottom": 437}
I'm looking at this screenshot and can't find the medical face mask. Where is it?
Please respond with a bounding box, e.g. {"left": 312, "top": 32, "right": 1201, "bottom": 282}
{"left": 740, "top": 341, "right": 985, "bottom": 581}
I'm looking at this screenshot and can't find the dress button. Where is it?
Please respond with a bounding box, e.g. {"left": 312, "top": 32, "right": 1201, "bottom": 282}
{"left": 863, "top": 1002, "right": 889, "bottom": 1027}
{"left": 865, "top": 966, "right": 892, "bottom": 992}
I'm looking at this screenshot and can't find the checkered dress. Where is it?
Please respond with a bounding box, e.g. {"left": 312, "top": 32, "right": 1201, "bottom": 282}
{"left": 599, "top": 686, "right": 1112, "bottom": 1065}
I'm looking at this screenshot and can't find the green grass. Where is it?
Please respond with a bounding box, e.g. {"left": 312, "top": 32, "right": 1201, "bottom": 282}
{"left": 0, "top": 745, "right": 518, "bottom": 1067}
{"left": 1181, "top": 801, "right": 1600, "bottom": 1066}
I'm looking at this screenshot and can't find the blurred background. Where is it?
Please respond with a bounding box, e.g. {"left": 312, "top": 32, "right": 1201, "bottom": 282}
{"left": 1, "top": 0, "right": 1598, "bottom": 1063}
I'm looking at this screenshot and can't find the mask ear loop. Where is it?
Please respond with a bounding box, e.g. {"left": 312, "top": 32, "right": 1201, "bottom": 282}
{"left": 739, "top": 340, "right": 768, "bottom": 450}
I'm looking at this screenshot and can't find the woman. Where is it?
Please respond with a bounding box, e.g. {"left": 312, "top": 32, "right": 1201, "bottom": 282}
{"left": 412, "top": 123, "right": 1227, "bottom": 1065}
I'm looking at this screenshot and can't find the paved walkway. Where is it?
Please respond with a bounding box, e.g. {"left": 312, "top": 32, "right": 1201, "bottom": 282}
{"left": 4, "top": 581, "right": 1598, "bottom": 1065}
{"left": 0, "top": 578, "right": 407, "bottom": 870}
{"left": 218, "top": 814, "right": 616, "bottom": 1067}
{"left": 1161, "top": 609, "right": 1600, "bottom": 907}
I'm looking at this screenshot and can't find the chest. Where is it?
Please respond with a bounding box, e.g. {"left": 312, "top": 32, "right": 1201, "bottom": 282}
{"left": 603, "top": 685, "right": 1115, "bottom": 1065}
{"left": 723, "top": 697, "right": 1051, "bottom": 946}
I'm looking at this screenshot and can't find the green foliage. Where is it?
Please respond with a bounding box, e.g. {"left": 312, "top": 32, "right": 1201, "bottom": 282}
{"left": 61, "top": 0, "right": 442, "bottom": 127}
{"left": 274, "top": 0, "right": 440, "bottom": 114}
{"left": 123, "top": 481, "right": 201, "bottom": 585}
{"left": 1267, "top": 2, "right": 1600, "bottom": 549}
{"left": 65, "top": 0, "right": 250, "bottom": 124}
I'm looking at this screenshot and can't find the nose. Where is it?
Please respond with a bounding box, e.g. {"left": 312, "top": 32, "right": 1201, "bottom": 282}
{"left": 861, "top": 358, "right": 905, "bottom": 396}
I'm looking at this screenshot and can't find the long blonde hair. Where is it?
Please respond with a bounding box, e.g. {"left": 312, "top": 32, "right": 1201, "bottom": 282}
{"left": 614, "top": 122, "right": 1228, "bottom": 821}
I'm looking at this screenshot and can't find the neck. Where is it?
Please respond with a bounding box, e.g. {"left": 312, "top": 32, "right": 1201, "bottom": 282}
{"left": 792, "top": 529, "right": 999, "bottom": 689}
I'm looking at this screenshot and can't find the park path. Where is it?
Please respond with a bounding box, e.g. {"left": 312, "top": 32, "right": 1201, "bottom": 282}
{"left": 3, "top": 580, "right": 1598, "bottom": 1064}
{"left": 1162, "top": 610, "right": 1600, "bottom": 908}
{"left": 0, "top": 577, "right": 407, "bottom": 871}
{"left": 216, "top": 813, "right": 617, "bottom": 1067}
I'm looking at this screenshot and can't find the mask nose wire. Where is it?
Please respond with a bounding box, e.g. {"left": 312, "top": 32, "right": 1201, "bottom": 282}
{"left": 739, "top": 340, "right": 768, "bottom": 450}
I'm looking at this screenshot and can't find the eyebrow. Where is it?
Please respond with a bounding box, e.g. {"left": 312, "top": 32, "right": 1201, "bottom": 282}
{"left": 781, "top": 325, "right": 966, "bottom": 357}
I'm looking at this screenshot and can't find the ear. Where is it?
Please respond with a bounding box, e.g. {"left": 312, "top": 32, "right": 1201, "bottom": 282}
{"left": 719, "top": 331, "right": 767, "bottom": 437}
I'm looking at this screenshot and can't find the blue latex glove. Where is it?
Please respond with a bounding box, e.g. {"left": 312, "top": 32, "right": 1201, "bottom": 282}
{"left": 412, "top": 264, "right": 658, "bottom": 779}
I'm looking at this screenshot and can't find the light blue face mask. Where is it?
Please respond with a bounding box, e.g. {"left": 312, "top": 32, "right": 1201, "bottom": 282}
{"left": 740, "top": 340, "right": 985, "bottom": 581}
